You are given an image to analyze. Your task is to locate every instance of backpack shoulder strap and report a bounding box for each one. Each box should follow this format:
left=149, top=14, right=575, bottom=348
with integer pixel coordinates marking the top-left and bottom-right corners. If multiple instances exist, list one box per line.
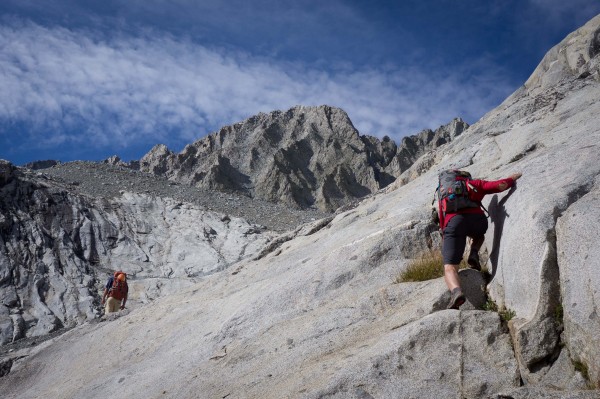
left=466, top=180, right=489, bottom=217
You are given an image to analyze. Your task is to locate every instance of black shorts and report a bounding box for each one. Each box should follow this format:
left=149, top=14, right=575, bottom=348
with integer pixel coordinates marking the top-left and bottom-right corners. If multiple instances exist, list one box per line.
left=442, top=213, right=488, bottom=265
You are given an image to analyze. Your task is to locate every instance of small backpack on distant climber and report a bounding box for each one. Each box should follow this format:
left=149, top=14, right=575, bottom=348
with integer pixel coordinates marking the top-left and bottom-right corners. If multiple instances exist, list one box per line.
left=109, top=272, right=128, bottom=301
left=436, top=169, right=481, bottom=216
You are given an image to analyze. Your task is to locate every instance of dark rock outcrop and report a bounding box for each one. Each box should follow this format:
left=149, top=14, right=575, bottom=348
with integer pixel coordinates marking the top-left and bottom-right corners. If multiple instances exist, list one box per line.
left=21, top=160, right=59, bottom=170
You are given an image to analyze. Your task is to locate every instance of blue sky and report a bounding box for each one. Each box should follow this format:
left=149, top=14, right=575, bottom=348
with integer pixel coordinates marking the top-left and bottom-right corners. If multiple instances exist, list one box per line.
left=1, top=1, right=600, bottom=165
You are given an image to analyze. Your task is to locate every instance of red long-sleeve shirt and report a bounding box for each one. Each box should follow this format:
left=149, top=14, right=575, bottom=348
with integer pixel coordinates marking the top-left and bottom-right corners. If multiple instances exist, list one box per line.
left=439, top=177, right=515, bottom=230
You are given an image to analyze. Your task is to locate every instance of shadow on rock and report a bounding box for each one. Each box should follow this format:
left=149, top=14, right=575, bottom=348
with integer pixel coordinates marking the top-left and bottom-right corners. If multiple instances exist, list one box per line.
left=488, top=185, right=517, bottom=283
left=431, top=269, right=487, bottom=312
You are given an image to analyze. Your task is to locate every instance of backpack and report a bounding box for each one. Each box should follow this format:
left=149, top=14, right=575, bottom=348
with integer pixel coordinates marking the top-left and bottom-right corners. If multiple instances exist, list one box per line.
left=436, top=169, right=481, bottom=216
left=109, top=272, right=128, bottom=301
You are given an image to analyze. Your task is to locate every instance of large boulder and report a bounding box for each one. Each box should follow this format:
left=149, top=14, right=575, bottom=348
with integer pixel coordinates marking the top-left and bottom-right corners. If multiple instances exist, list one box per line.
left=556, top=176, right=600, bottom=387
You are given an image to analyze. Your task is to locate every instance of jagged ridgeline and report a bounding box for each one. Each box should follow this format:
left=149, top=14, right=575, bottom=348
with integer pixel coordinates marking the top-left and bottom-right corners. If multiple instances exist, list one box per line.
left=139, top=105, right=468, bottom=211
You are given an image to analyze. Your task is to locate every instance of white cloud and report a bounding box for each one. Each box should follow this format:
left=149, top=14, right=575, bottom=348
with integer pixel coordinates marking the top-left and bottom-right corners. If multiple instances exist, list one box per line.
left=0, top=19, right=515, bottom=157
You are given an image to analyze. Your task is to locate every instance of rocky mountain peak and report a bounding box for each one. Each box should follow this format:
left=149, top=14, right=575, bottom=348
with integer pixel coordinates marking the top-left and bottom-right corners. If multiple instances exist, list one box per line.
left=140, top=144, right=175, bottom=175
left=139, top=105, right=468, bottom=212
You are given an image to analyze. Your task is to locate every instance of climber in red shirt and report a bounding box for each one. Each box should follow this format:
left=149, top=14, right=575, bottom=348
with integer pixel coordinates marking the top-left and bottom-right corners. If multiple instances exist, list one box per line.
left=441, top=172, right=522, bottom=309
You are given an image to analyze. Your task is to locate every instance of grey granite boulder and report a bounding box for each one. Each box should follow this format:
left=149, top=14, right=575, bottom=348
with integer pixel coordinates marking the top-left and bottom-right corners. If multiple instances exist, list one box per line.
left=494, top=387, right=600, bottom=399
left=309, top=311, right=518, bottom=399
left=556, top=175, right=600, bottom=387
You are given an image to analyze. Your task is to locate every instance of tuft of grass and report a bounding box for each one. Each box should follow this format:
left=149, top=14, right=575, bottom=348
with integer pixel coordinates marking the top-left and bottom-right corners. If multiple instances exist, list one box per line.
left=395, top=250, right=444, bottom=283
left=573, top=360, right=590, bottom=383
left=483, top=298, right=516, bottom=321
left=395, top=250, right=468, bottom=283
left=572, top=359, right=598, bottom=389
left=483, top=299, right=498, bottom=312
left=499, top=307, right=516, bottom=322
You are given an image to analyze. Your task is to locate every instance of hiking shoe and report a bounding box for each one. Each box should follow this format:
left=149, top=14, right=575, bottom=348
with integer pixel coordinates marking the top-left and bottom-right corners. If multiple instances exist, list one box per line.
left=447, top=288, right=465, bottom=310
left=467, top=250, right=481, bottom=271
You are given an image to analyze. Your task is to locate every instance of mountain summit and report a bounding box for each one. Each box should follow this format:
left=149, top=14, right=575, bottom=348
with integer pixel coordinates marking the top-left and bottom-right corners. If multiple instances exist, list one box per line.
left=139, top=105, right=468, bottom=211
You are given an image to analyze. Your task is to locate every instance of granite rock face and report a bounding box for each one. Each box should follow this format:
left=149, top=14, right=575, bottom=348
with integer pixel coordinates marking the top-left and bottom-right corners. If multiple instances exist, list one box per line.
left=0, top=174, right=523, bottom=398
left=0, top=164, right=273, bottom=345
left=396, top=14, right=600, bottom=388
left=556, top=176, right=600, bottom=386
left=139, top=105, right=468, bottom=211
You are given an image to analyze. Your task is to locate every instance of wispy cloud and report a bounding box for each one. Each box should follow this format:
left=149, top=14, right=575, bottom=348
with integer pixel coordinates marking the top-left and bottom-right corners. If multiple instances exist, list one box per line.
left=0, top=18, right=515, bottom=160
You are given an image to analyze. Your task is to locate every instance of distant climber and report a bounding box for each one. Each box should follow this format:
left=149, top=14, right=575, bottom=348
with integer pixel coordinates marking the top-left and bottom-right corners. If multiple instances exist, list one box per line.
left=436, top=170, right=522, bottom=309
left=101, top=271, right=129, bottom=313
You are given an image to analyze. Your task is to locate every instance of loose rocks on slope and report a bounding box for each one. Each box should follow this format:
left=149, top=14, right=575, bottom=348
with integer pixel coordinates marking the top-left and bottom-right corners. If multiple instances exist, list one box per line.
left=37, top=161, right=330, bottom=233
